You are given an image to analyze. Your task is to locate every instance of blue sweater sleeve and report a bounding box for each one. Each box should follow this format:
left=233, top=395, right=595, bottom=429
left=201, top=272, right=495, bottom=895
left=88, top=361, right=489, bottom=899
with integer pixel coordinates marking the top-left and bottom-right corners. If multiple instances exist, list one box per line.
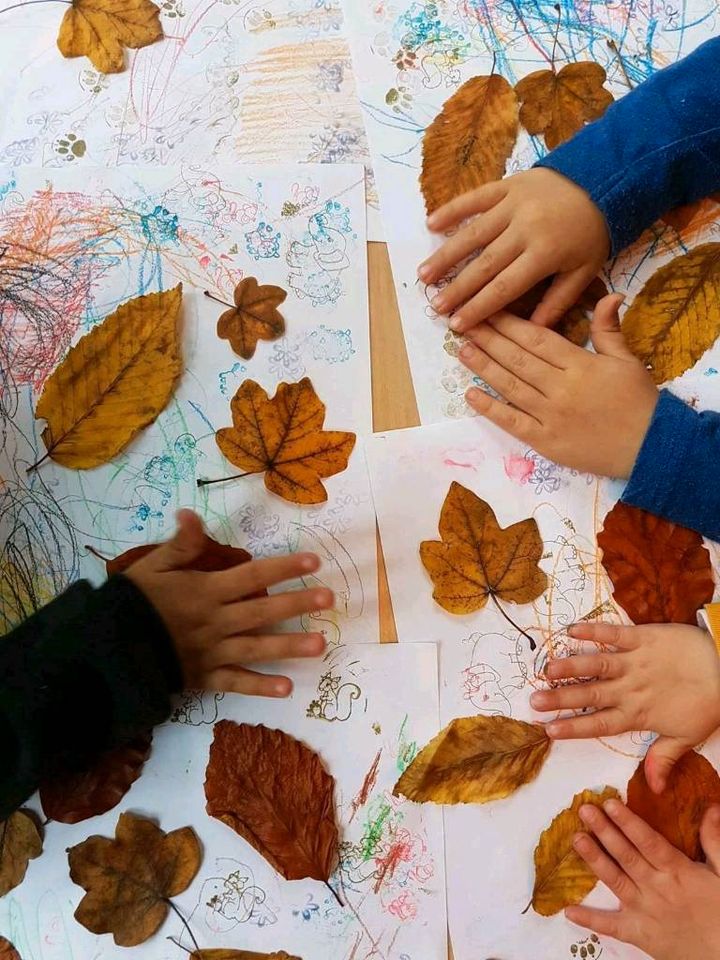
left=622, top=390, right=720, bottom=542
left=537, top=37, right=720, bottom=255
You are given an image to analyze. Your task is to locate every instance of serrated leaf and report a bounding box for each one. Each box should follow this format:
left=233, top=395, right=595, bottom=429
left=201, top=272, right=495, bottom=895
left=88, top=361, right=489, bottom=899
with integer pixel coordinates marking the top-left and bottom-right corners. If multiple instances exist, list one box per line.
left=393, top=716, right=551, bottom=804
left=33, top=285, right=183, bottom=470
left=215, top=277, right=287, bottom=360
left=0, top=811, right=42, bottom=897
left=57, top=0, right=164, bottom=74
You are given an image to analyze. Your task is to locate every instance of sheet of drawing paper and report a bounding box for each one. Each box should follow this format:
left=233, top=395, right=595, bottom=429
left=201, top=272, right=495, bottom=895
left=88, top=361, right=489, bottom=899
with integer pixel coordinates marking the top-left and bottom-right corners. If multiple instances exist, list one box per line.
left=0, top=162, right=378, bottom=647
left=342, top=0, right=720, bottom=421
left=0, top=0, right=383, bottom=238
left=0, top=641, right=447, bottom=960
left=365, top=417, right=720, bottom=960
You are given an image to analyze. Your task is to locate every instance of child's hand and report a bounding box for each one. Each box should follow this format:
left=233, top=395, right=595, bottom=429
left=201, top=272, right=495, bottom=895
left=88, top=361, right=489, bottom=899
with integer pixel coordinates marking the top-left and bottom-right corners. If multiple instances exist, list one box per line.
left=125, top=510, right=329, bottom=698
left=418, top=168, right=610, bottom=332
left=567, top=799, right=720, bottom=960
left=531, top=622, right=720, bottom=793
left=459, top=293, right=658, bottom=479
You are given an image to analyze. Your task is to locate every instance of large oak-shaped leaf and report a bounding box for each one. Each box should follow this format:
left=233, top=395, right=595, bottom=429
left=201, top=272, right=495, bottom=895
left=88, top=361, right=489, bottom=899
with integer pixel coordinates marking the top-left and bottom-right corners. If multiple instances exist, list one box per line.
left=622, top=243, right=720, bottom=383
left=0, top=811, right=42, bottom=897
left=57, top=0, right=163, bottom=74
left=68, top=812, right=201, bottom=946
left=191, top=952, right=302, bottom=959
left=515, top=62, right=613, bottom=149
left=530, top=786, right=620, bottom=916
left=627, top=752, right=720, bottom=861
left=215, top=278, right=287, bottom=360
left=509, top=276, right=609, bottom=347
left=420, top=482, right=547, bottom=614
left=213, top=378, right=355, bottom=504
left=33, top=285, right=183, bottom=471
left=393, top=716, right=551, bottom=804
left=39, top=732, right=152, bottom=824
left=0, top=938, right=20, bottom=960
left=205, top=721, right=338, bottom=888
left=420, top=75, right=519, bottom=215
left=597, top=501, right=713, bottom=624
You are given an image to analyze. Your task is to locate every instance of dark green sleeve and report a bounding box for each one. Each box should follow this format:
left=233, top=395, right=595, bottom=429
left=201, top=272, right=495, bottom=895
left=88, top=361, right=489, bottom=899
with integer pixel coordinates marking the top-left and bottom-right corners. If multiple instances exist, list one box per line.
left=0, top=576, right=182, bottom=819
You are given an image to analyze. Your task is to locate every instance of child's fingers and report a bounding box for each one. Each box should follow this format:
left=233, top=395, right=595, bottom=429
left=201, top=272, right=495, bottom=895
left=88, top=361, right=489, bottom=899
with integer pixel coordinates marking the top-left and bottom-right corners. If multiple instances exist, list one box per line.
left=215, top=552, right=320, bottom=602
left=207, top=665, right=293, bottom=698
left=544, top=653, right=623, bottom=682
left=567, top=622, right=641, bottom=650
left=603, top=798, right=681, bottom=872
left=418, top=210, right=508, bottom=283
left=530, top=679, right=620, bottom=712
left=565, top=904, right=624, bottom=941
left=530, top=267, right=597, bottom=328
left=450, top=255, right=543, bottom=331
left=434, top=235, right=522, bottom=315
left=218, top=587, right=333, bottom=635
left=426, top=181, right=507, bottom=231
left=579, top=803, right=653, bottom=886
left=209, top=631, right=324, bottom=667
left=468, top=322, right=557, bottom=391
left=485, top=312, right=577, bottom=367
left=464, top=388, right=539, bottom=445
left=459, top=342, right=544, bottom=417
left=545, top=707, right=627, bottom=740
left=571, top=829, right=639, bottom=905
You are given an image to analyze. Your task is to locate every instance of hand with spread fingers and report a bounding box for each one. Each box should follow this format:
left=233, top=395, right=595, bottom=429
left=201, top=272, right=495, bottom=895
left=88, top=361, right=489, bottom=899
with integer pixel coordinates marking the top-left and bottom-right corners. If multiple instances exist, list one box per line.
left=458, top=293, right=658, bottom=479
left=418, top=168, right=610, bottom=333
left=567, top=799, right=720, bottom=960
left=125, top=509, right=329, bottom=698
left=530, top=621, right=720, bottom=794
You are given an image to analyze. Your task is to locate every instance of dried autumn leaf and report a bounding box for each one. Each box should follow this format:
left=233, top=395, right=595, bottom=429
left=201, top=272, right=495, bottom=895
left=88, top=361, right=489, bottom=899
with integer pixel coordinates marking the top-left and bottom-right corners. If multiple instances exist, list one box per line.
left=393, top=716, right=551, bottom=804
left=420, top=75, right=519, bottom=215
left=205, top=721, right=339, bottom=894
left=212, top=378, right=355, bottom=504
left=0, top=938, right=20, bottom=960
left=661, top=193, right=720, bottom=233
left=214, top=278, right=287, bottom=360
left=33, top=285, right=183, bottom=471
left=622, top=242, right=720, bottom=383
left=509, top=276, right=609, bottom=346
left=57, top=0, right=164, bottom=74
left=68, top=812, right=201, bottom=947
left=0, top=811, right=42, bottom=897
left=39, top=732, right=152, bottom=824
left=191, top=952, right=302, bottom=960
left=597, top=501, right=713, bottom=625
left=627, top=752, right=720, bottom=861
left=420, top=481, right=547, bottom=615
left=515, top=62, right=614, bottom=149
left=102, top=535, right=253, bottom=577
left=530, top=786, right=620, bottom=916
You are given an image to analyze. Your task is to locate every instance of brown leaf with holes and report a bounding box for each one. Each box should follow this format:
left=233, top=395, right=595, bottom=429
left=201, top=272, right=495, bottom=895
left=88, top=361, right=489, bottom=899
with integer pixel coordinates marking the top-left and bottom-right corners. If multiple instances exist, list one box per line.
left=515, top=62, right=613, bottom=149
left=191, top=952, right=302, bottom=960
left=0, top=811, right=42, bottom=897
left=205, top=721, right=339, bottom=892
left=0, top=938, right=21, bottom=960
left=39, top=732, right=152, bottom=824
left=215, top=278, right=287, bottom=360
left=622, top=242, right=720, bottom=383
left=627, top=751, right=720, bottom=861
left=213, top=378, right=355, bottom=504
left=420, top=75, right=519, bottom=214
left=57, top=0, right=163, bottom=74
left=530, top=786, right=620, bottom=916
left=508, top=276, right=609, bottom=346
left=393, top=716, right=551, bottom=804
left=420, top=481, right=547, bottom=615
left=597, top=501, right=713, bottom=625
left=68, top=812, right=201, bottom=947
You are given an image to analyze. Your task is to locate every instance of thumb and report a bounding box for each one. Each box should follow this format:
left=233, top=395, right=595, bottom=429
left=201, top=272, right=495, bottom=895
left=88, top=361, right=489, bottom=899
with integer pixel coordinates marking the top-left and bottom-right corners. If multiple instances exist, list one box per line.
left=153, top=509, right=206, bottom=572
left=645, top=736, right=691, bottom=794
left=590, top=293, right=633, bottom=358
left=530, top=268, right=594, bottom=328
left=700, top=804, right=720, bottom=874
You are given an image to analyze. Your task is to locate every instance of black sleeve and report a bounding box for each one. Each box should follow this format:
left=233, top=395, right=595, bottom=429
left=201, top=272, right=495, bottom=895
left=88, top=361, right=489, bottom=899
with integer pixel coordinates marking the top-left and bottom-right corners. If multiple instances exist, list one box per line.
left=0, top=576, right=182, bottom=819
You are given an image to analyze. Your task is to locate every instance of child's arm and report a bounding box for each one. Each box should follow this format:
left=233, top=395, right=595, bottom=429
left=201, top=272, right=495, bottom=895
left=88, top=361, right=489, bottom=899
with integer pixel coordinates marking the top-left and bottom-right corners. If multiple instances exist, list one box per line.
left=0, top=510, right=329, bottom=819
left=421, top=37, right=720, bottom=330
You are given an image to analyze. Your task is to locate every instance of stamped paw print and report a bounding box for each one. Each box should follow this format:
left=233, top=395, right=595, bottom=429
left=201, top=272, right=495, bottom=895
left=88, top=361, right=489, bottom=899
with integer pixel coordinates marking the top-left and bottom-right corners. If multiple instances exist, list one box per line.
left=54, top=133, right=86, bottom=161
left=385, top=85, right=413, bottom=111
left=161, top=0, right=185, bottom=17
left=570, top=934, right=602, bottom=958
left=79, top=70, right=109, bottom=95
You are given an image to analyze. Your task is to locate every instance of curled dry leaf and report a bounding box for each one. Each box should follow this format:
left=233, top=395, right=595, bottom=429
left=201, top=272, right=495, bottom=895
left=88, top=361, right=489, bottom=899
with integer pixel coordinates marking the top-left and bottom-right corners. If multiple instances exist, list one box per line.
left=100, top=534, right=254, bottom=577
left=515, top=62, right=613, bottom=149
left=212, top=378, right=355, bottom=504
left=393, top=716, right=551, bottom=804
left=33, top=285, right=183, bottom=471
left=205, top=721, right=339, bottom=892
left=622, top=242, right=720, bottom=383
left=57, top=0, right=164, bottom=74
left=191, top=952, right=302, bottom=960
left=0, top=811, right=42, bottom=897
left=627, top=751, right=720, bottom=861
left=68, top=812, right=201, bottom=947
left=420, top=75, right=519, bottom=214
left=597, top=501, right=713, bottom=625
left=0, top=938, right=20, bottom=960
left=530, top=786, right=620, bottom=916
left=39, top=732, right=152, bottom=824
left=661, top=193, right=720, bottom=234
left=508, top=276, right=609, bottom=347
left=214, top=277, right=287, bottom=360
left=420, top=482, right=547, bottom=615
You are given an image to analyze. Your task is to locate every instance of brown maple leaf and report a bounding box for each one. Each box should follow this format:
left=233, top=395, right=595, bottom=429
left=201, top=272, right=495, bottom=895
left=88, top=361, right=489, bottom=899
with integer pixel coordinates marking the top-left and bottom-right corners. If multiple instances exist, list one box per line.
left=68, top=812, right=201, bottom=946
left=204, top=721, right=341, bottom=903
left=209, top=278, right=287, bottom=360
left=508, top=276, right=609, bottom=346
left=515, top=62, right=614, bottom=149
left=205, top=378, right=356, bottom=504
left=57, top=0, right=164, bottom=74
left=597, top=501, right=714, bottom=624
left=0, top=811, right=42, bottom=897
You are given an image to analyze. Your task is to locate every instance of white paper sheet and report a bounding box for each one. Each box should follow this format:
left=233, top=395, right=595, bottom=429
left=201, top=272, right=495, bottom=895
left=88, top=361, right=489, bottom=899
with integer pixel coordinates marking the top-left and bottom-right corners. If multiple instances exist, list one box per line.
left=0, top=162, right=378, bottom=647
left=0, top=0, right=383, bottom=239
left=365, top=417, right=720, bottom=960
left=0, top=642, right=447, bottom=960
left=342, top=0, right=720, bottom=421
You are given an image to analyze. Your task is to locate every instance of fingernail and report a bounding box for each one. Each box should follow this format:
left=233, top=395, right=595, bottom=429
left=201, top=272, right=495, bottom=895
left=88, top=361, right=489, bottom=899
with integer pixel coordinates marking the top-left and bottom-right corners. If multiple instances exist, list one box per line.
left=567, top=624, right=580, bottom=637
left=573, top=832, right=589, bottom=849
left=426, top=213, right=440, bottom=229
left=544, top=661, right=558, bottom=678
left=579, top=805, right=598, bottom=823
left=604, top=799, right=621, bottom=815
left=459, top=342, right=475, bottom=358
left=546, top=722, right=561, bottom=738
left=466, top=387, right=481, bottom=403
left=300, top=552, right=319, bottom=571
left=418, top=262, right=432, bottom=280
left=314, top=589, right=332, bottom=607
left=529, top=691, right=545, bottom=707
left=450, top=316, right=463, bottom=331
left=301, top=634, right=324, bottom=654
left=274, top=679, right=291, bottom=696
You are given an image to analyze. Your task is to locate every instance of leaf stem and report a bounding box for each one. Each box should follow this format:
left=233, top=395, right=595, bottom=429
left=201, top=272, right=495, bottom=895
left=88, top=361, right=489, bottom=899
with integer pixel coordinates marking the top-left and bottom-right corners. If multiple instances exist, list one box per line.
left=0, top=0, right=70, bottom=14
left=165, top=900, right=200, bottom=955
left=203, top=290, right=234, bottom=310
left=489, top=592, right=536, bottom=652
left=196, top=471, right=252, bottom=488
left=550, top=3, right=562, bottom=72
left=84, top=544, right=110, bottom=563
left=325, top=879, right=344, bottom=908
left=26, top=451, right=50, bottom=475
left=607, top=38, right=634, bottom=89
left=167, top=936, right=192, bottom=955
left=521, top=897, right=532, bottom=915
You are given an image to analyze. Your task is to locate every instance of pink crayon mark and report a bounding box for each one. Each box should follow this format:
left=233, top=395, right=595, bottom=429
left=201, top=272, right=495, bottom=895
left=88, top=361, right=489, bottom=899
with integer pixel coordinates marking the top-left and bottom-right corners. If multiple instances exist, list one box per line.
left=387, top=890, right=417, bottom=921
left=504, top=453, right=535, bottom=485
left=443, top=458, right=476, bottom=470
left=199, top=254, right=211, bottom=269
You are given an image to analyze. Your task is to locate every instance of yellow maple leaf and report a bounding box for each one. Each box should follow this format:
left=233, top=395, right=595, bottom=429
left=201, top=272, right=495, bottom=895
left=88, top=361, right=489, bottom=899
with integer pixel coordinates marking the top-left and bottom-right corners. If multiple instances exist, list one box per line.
left=57, top=0, right=164, bottom=75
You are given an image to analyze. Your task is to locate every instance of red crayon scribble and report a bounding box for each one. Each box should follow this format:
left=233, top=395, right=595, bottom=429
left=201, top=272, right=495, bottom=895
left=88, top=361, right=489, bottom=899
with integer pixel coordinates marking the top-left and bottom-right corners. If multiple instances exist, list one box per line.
left=504, top=453, right=535, bottom=485
left=373, top=827, right=414, bottom=893
left=349, top=748, right=382, bottom=823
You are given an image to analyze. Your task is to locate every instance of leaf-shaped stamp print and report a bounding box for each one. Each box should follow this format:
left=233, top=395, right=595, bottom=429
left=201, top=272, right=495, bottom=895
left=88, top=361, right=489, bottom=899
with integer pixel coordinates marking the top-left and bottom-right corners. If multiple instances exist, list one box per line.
left=57, top=0, right=164, bottom=74
left=208, top=278, right=287, bottom=360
